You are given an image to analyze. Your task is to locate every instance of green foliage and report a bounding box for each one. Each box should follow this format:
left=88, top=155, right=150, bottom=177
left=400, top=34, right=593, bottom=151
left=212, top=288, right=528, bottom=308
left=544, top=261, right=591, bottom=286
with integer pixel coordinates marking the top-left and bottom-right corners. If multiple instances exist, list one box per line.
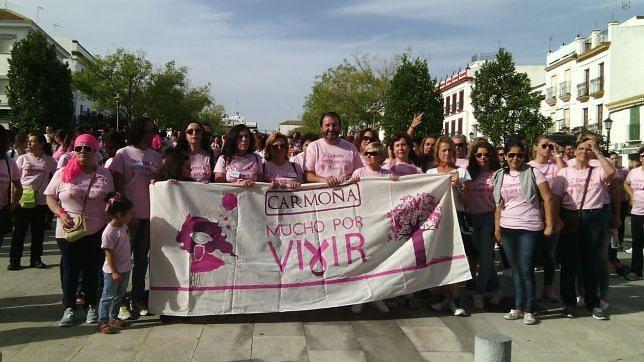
left=301, top=54, right=393, bottom=134
left=471, top=48, right=551, bottom=146
left=7, top=31, right=73, bottom=131
left=383, top=54, right=443, bottom=137
left=194, top=103, right=226, bottom=134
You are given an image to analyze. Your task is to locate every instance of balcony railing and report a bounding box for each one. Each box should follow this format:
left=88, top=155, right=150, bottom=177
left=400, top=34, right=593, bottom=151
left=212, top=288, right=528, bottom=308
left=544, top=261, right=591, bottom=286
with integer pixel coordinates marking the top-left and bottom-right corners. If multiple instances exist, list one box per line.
left=577, top=82, right=589, bottom=101
left=589, top=77, right=604, bottom=96
left=545, top=86, right=557, bottom=105
left=558, top=81, right=571, bottom=101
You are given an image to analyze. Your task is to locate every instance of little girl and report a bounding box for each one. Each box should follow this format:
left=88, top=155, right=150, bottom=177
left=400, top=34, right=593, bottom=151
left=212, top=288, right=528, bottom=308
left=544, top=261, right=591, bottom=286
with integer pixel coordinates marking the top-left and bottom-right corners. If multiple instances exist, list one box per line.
left=97, top=193, right=134, bottom=334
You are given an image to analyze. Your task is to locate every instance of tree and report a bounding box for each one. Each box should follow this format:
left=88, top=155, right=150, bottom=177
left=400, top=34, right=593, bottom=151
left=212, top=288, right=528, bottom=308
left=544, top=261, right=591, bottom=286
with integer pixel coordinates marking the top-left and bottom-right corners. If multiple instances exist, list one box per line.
left=194, top=103, right=226, bottom=134
left=301, top=54, right=394, bottom=134
left=471, top=48, right=551, bottom=145
left=383, top=54, right=443, bottom=137
left=7, top=31, right=73, bottom=131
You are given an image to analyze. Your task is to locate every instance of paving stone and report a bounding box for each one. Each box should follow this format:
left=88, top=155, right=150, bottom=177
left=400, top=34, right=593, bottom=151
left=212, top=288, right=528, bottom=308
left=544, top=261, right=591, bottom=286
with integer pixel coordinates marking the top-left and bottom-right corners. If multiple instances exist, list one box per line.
left=304, top=324, right=361, bottom=351
left=133, top=323, right=203, bottom=361
left=192, top=324, right=253, bottom=361
left=251, top=335, right=308, bottom=361
left=308, top=350, right=367, bottom=362
left=420, top=351, right=473, bottom=362
left=254, top=321, right=304, bottom=336
left=400, top=326, right=464, bottom=352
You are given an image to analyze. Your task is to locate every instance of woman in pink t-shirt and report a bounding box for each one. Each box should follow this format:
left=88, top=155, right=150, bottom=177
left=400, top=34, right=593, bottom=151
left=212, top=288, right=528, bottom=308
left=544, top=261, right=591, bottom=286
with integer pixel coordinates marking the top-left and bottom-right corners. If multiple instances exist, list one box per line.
left=466, top=140, right=502, bottom=309
left=0, top=125, right=22, bottom=248
left=623, top=146, right=644, bottom=281
left=8, top=133, right=57, bottom=270
left=383, top=133, right=422, bottom=176
left=262, top=132, right=303, bottom=189
left=350, top=142, right=397, bottom=181
left=493, top=141, right=554, bottom=325
left=176, top=122, right=215, bottom=183
left=214, top=124, right=262, bottom=186
left=557, top=136, right=615, bottom=320
left=45, top=134, right=114, bottom=327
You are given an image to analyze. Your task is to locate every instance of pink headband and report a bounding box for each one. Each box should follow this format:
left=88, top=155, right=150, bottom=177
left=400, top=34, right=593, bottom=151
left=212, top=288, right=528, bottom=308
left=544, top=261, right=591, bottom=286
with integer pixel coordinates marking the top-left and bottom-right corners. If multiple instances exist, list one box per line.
left=61, top=134, right=100, bottom=183
left=74, top=134, right=100, bottom=151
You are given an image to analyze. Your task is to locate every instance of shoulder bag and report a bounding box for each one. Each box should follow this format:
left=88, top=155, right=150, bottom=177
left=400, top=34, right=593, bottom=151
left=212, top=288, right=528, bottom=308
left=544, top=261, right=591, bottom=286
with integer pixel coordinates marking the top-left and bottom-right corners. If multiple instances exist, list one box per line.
left=63, top=172, right=96, bottom=242
left=560, top=167, right=593, bottom=235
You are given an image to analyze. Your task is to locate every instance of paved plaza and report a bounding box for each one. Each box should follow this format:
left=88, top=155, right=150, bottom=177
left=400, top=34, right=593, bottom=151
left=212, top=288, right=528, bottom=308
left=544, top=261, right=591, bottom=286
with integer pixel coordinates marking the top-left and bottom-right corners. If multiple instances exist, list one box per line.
left=1, top=232, right=643, bottom=362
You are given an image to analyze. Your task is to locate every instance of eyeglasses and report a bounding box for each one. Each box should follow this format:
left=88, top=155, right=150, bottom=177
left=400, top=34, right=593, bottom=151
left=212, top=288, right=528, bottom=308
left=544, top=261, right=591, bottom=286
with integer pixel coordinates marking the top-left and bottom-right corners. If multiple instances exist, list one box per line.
left=454, top=143, right=465, bottom=148
left=185, top=128, right=203, bottom=136
left=362, top=136, right=374, bottom=142
left=497, top=152, right=505, bottom=156
left=271, top=143, right=287, bottom=150
left=540, top=144, right=554, bottom=150
left=364, top=151, right=378, bottom=157
left=74, top=145, right=93, bottom=154
left=476, top=152, right=490, bottom=159
left=507, top=152, right=524, bottom=159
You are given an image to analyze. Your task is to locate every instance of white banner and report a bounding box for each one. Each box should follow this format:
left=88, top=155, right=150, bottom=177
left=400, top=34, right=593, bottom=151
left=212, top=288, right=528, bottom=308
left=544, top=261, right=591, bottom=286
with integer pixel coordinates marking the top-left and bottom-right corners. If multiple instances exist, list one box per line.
left=149, top=174, right=471, bottom=316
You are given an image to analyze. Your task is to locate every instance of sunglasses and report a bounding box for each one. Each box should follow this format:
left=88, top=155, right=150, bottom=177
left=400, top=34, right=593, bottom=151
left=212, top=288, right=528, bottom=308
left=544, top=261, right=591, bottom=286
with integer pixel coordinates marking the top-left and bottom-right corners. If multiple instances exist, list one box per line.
left=507, top=152, right=524, bottom=159
left=364, top=151, right=378, bottom=157
left=540, top=144, right=554, bottom=150
left=271, top=143, right=287, bottom=150
left=362, top=136, right=374, bottom=142
left=497, top=152, right=505, bottom=156
left=185, top=128, right=203, bottom=135
left=640, top=153, right=644, bottom=158
left=454, top=143, right=465, bottom=148
left=476, top=152, right=490, bottom=159
left=74, top=145, right=93, bottom=154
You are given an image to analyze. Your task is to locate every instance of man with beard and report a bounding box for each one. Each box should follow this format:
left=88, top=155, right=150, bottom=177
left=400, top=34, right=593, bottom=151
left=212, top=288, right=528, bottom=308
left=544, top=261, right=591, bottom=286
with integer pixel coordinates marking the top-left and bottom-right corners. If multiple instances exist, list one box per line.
left=305, top=112, right=363, bottom=187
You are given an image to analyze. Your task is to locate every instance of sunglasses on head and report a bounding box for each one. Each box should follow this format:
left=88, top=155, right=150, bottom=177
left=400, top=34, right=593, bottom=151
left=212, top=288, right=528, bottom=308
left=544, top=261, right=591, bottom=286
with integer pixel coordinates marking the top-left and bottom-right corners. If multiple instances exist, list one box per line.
left=271, top=143, right=287, bottom=150
left=364, top=151, right=378, bottom=157
left=540, top=143, right=554, bottom=150
left=185, top=128, right=202, bottom=135
left=74, top=145, right=93, bottom=154
left=507, top=152, right=524, bottom=159
left=476, top=152, right=490, bottom=159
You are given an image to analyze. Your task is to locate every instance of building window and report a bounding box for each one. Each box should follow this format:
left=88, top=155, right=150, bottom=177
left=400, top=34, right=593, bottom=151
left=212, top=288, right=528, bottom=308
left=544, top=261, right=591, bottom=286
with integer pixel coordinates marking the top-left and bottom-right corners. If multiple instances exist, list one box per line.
left=452, top=94, right=457, bottom=113
left=0, top=34, right=16, bottom=53
left=444, top=122, right=449, bottom=135
left=563, top=108, right=570, bottom=128
left=457, top=118, right=463, bottom=134
left=445, top=97, right=450, bottom=115
left=450, top=120, right=456, bottom=136
left=583, top=108, right=588, bottom=127
left=597, top=104, right=603, bottom=130
left=458, top=90, right=464, bottom=111
left=630, top=107, right=640, bottom=141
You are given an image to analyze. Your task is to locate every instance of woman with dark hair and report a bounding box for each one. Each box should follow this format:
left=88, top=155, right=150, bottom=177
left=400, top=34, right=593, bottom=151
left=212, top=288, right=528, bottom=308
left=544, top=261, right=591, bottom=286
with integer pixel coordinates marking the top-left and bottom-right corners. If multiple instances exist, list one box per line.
left=0, top=125, right=22, bottom=250
left=101, top=131, right=125, bottom=169
left=53, top=129, right=69, bottom=161
left=45, top=134, right=114, bottom=327
left=57, top=127, right=103, bottom=169
left=262, top=132, right=303, bottom=189
left=383, top=132, right=421, bottom=176
left=427, top=136, right=471, bottom=317
left=466, top=141, right=503, bottom=309
left=419, top=134, right=438, bottom=172
left=108, top=117, right=162, bottom=317
left=8, top=133, right=57, bottom=270
left=157, top=150, right=193, bottom=183
left=214, top=124, right=262, bottom=187
left=290, top=133, right=317, bottom=171
left=493, top=141, right=554, bottom=325
left=175, top=122, right=214, bottom=183
left=353, top=128, right=380, bottom=164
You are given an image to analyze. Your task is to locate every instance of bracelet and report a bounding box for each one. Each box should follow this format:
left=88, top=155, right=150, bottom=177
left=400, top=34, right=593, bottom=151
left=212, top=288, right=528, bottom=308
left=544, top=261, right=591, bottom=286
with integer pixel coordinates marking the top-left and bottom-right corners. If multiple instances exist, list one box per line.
left=55, top=209, right=67, bottom=218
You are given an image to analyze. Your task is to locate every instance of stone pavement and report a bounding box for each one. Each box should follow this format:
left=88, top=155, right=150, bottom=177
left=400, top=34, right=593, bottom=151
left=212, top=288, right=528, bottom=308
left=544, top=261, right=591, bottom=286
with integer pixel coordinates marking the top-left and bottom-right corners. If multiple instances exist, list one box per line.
left=1, top=232, right=643, bottom=362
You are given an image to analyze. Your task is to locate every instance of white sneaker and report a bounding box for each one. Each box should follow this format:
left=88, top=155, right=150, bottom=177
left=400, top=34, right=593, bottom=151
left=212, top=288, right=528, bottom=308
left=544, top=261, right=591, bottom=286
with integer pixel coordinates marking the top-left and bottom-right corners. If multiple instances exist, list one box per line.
left=625, top=272, right=641, bottom=281
left=450, top=302, right=467, bottom=317
left=504, top=309, right=523, bottom=320
left=350, top=304, right=364, bottom=314
left=489, top=291, right=503, bottom=305
left=118, top=305, right=131, bottom=320
left=473, top=295, right=485, bottom=309
left=592, top=307, right=608, bottom=320
left=600, top=299, right=609, bottom=311
left=85, top=305, right=97, bottom=324
left=430, top=297, right=450, bottom=311
left=576, top=296, right=585, bottom=308
left=373, top=300, right=390, bottom=313
left=59, top=308, right=75, bottom=327
left=523, top=313, right=537, bottom=325
left=625, top=247, right=632, bottom=254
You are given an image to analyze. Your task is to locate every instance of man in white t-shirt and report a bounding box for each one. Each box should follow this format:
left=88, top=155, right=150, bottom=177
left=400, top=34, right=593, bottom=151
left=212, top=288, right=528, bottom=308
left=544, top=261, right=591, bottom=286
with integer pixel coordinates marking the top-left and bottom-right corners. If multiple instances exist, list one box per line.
left=452, top=134, right=469, bottom=168
left=304, top=112, right=363, bottom=187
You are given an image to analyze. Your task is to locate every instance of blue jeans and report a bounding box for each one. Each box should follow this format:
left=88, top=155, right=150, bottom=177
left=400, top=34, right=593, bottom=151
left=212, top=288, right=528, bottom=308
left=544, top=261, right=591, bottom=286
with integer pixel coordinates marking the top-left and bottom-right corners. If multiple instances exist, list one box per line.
left=501, top=228, right=541, bottom=313
left=471, top=212, right=500, bottom=295
left=131, top=219, right=150, bottom=302
left=98, top=271, right=130, bottom=323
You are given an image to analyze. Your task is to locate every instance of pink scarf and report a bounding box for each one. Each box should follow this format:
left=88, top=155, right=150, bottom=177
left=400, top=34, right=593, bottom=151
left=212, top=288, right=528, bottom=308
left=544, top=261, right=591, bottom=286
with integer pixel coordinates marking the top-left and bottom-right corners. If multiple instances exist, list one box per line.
left=61, top=134, right=100, bottom=183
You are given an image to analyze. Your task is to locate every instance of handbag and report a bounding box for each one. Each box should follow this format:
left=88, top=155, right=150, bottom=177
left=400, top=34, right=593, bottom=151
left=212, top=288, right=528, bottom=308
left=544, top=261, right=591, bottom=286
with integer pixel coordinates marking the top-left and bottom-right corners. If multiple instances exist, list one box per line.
left=19, top=159, right=48, bottom=209
left=63, top=173, right=96, bottom=242
left=0, top=158, right=13, bottom=235
left=560, top=167, right=593, bottom=235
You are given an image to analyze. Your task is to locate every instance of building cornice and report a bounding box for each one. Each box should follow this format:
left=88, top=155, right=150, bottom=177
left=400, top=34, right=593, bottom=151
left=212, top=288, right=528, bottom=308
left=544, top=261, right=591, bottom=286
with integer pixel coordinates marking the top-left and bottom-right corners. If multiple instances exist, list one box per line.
left=576, top=42, right=610, bottom=62
left=606, top=93, right=644, bottom=112
left=545, top=54, right=577, bottom=72
left=439, top=76, right=473, bottom=92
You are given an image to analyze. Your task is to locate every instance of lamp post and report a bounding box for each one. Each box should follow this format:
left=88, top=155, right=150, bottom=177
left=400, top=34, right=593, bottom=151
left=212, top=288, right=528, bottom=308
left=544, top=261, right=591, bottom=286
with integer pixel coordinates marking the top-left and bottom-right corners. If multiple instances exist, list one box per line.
left=469, top=131, right=475, bottom=140
left=114, top=93, right=120, bottom=130
left=604, top=116, right=613, bottom=147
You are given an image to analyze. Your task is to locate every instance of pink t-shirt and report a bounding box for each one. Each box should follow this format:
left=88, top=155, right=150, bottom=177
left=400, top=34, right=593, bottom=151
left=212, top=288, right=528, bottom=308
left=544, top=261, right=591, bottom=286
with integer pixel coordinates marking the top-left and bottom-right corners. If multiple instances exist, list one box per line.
left=101, top=223, right=132, bottom=273
left=567, top=158, right=609, bottom=204
left=626, top=167, right=644, bottom=215
left=382, top=159, right=421, bottom=176
left=262, top=160, right=303, bottom=184
left=213, top=153, right=262, bottom=183
left=289, top=152, right=305, bottom=171
left=352, top=166, right=393, bottom=178
left=108, top=146, right=162, bottom=219
left=558, top=166, right=606, bottom=211
left=0, top=158, right=20, bottom=209
left=304, top=139, right=363, bottom=178
left=499, top=169, right=547, bottom=231
left=468, top=171, right=495, bottom=214
left=16, top=154, right=57, bottom=205
left=189, top=152, right=212, bottom=182
left=44, top=168, right=114, bottom=239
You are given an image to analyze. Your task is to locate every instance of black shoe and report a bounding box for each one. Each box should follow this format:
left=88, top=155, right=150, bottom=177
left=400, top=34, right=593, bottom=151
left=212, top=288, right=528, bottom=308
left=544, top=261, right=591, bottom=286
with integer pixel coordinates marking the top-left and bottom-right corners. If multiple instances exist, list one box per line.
left=562, top=306, right=576, bottom=318
left=30, top=261, right=47, bottom=269
left=7, top=264, right=21, bottom=271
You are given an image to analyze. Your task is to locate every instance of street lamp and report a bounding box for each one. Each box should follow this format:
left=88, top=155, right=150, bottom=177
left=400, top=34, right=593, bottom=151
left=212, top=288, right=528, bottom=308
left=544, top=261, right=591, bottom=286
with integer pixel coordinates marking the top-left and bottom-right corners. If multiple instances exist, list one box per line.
left=469, top=131, right=475, bottom=140
left=114, top=93, right=120, bottom=130
left=604, top=116, right=613, bottom=147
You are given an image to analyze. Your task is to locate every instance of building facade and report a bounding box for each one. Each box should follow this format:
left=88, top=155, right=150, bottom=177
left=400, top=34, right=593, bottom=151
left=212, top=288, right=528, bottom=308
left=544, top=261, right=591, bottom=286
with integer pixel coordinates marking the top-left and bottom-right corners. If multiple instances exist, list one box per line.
left=439, top=53, right=545, bottom=139
left=278, top=119, right=304, bottom=135
left=541, top=16, right=644, bottom=155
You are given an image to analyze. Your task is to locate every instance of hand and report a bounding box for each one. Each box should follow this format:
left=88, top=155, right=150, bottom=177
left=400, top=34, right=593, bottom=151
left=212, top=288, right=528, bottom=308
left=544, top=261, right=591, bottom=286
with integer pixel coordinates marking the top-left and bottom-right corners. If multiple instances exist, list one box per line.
left=494, top=228, right=502, bottom=244
left=59, top=213, right=75, bottom=229
left=389, top=174, right=399, bottom=181
left=200, top=180, right=210, bottom=184
left=349, top=175, right=360, bottom=183
left=449, top=171, right=459, bottom=187
left=288, top=181, right=300, bottom=190
left=551, top=142, right=562, bottom=156
left=168, top=179, right=178, bottom=184
left=112, top=271, right=121, bottom=281
left=410, top=113, right=423, bottom=129
left=150, top=179, right=157, bottom=185
left=589, top=141, right=601, bottom=155
left=237, top=179, right=254, bottom=187
left=269, top=181, right=280, bottom=190
left=325, top=176, right=340, bottom=187
left=544, top=225, right=553, bottom=237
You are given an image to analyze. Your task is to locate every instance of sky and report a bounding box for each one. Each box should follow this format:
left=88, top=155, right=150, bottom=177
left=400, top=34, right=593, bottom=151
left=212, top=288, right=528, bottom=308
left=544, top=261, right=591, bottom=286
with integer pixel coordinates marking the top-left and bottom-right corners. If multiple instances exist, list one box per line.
left=10, top=0, right=644, bottom=131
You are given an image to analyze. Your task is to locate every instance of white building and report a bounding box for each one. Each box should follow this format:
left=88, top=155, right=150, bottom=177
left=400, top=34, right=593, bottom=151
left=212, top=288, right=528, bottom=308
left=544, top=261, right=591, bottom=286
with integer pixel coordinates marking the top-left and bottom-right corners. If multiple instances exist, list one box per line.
left=0, top=9, right=95, bottom=127
left=541, top=16, right=644, bottom=155
left=221, top=112, right=258, bottom=131
left=439, top=53, right=545, bottom=139
left=278, top=119, right=304, bottom=135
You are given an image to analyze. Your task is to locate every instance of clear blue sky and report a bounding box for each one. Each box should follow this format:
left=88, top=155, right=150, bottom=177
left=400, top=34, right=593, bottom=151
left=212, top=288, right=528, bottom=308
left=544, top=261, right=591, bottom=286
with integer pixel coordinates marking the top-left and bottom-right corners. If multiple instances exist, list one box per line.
left=17, top=0, right=644, bottom=130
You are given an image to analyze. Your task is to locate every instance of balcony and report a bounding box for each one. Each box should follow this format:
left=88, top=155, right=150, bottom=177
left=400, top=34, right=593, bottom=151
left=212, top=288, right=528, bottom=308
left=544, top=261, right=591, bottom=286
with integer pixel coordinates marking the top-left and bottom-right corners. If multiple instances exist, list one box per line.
left=558, top=81, right=571, bottom=102
left=576, top=82, right=589, bottom=102
left=586, top=122, right=599, bottom=133
left=589, top=77, right=604, bottom=98
left=545, top=86, right=557, bottom=106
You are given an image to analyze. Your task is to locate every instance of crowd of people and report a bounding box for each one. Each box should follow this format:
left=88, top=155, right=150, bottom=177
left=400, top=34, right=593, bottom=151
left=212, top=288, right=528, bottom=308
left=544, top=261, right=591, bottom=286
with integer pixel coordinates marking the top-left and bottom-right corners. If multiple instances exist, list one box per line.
left=0, top=110, right=641, bottom=333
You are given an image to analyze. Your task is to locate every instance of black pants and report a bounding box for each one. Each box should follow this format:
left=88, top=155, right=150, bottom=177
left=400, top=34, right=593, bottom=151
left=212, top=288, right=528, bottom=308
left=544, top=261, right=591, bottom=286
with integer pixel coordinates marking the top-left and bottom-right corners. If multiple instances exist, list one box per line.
left=631, top=214, right=644, bottom=277
left=609, top=201, right=629, bottom=263
left=57, top=231, right=102, bottom=310
left=10, top=205, right=48, bottom=265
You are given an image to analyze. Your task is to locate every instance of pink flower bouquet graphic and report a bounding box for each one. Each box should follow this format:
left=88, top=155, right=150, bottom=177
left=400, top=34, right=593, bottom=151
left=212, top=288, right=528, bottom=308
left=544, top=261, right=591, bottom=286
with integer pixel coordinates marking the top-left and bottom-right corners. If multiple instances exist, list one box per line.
left=387, top=192, right=441, bottom=266
left=176, top=193, right=238, bottom=273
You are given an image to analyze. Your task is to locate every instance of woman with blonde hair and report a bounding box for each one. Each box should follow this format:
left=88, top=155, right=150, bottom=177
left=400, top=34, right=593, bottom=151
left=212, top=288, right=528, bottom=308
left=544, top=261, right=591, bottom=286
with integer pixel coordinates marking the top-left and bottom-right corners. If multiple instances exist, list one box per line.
left=262, top=132, right=303, bottom=189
